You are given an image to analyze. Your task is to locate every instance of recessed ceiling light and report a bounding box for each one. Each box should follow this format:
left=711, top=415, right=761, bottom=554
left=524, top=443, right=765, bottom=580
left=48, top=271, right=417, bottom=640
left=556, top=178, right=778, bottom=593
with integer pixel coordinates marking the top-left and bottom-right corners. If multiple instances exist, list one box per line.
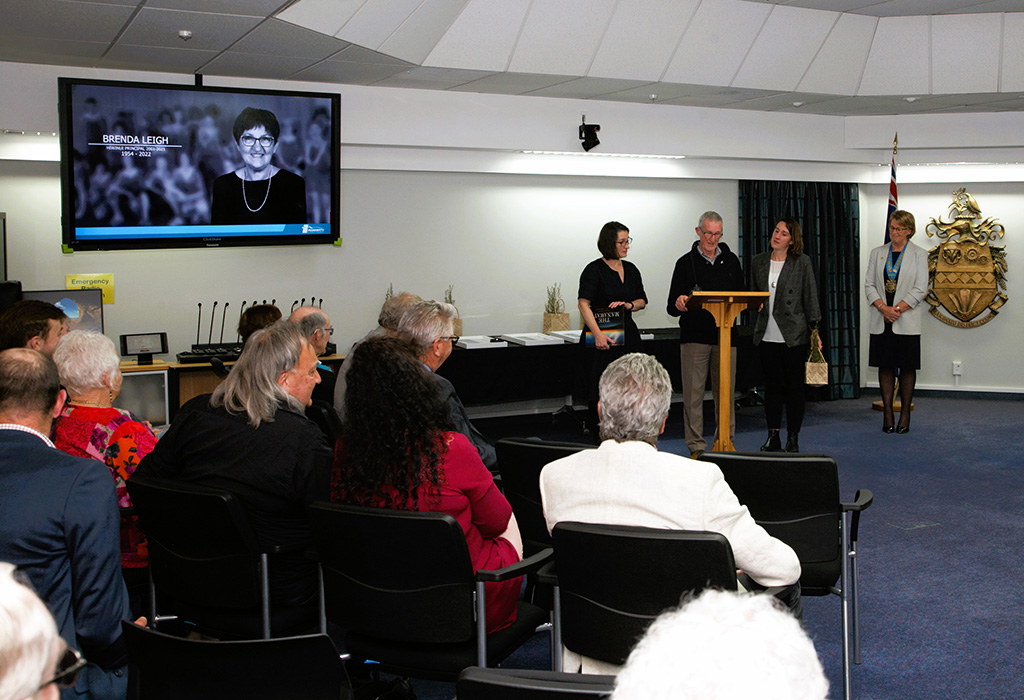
left=792, top=101, right=804, bottom=107
left=905, top=97, right=918, bottom=103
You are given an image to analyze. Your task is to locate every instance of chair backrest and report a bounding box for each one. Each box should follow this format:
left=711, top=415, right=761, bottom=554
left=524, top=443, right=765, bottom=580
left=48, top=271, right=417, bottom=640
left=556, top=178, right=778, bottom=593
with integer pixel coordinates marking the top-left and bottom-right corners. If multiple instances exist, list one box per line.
left=122, top=622, right=350, bottom=700
left=495, top=438, right=593, bottom=554
left=307, top=502, right=477, bottom=644
left=701, top=452, right=842, bottom=593
left=126, top=475, right=263, bottom=610
left=552, top=522, right=737, bottom=667
left=457, top=667, right=615, bottom=699
left=306, top=399, right=342, bottom=442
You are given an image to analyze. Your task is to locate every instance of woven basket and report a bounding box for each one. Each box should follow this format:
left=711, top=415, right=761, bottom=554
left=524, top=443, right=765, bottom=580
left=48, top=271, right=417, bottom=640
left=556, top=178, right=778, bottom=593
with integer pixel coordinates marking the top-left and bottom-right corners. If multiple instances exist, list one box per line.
left=805, top=328, right=828, bottom=386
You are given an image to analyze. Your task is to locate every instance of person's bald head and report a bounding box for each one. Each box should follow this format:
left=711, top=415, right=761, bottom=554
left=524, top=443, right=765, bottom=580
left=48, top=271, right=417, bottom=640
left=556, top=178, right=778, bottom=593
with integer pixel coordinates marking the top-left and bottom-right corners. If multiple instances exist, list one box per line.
left=288, top=306, right=332, bottom=356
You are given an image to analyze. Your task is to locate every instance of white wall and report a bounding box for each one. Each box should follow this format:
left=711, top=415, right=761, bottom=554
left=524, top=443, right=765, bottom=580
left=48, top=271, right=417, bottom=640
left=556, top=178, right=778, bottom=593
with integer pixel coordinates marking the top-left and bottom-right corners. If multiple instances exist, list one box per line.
left=0, top=60, right=1020, bottom=393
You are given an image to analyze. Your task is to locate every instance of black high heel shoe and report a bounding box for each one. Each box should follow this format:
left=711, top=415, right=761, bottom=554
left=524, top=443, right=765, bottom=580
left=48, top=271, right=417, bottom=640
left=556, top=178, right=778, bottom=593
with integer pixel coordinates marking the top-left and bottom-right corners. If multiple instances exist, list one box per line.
left=896, top=424, right=910, bottom=434
left=883, top=412, right=895, bottom=433
left=883, top=424, right=896, bottom=434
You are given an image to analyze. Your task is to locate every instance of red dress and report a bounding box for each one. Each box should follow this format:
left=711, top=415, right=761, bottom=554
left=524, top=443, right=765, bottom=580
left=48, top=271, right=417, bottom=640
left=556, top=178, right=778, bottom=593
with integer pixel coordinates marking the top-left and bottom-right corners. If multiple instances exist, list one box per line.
left=52, top=405, right=158, bottom=567
left=333, top=431, right=522, bottom=633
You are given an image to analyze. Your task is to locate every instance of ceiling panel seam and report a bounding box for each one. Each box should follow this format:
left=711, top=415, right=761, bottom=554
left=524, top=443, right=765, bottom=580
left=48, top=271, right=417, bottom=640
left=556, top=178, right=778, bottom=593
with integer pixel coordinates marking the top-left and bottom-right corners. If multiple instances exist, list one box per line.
left=730, top=1, right=774, bottom=87
left=100, top=2, right=149, bottom=62
left=504, top=0, right=536, bottom=72
left=657, top=0, right=702, bottom=83
left=584, top=0, right=622, bottom=76
left=852, top=14, right=879, bottom=97
left=997, top=12, right=1005, bottom=92
left=794, top=11, right=839, bottom=92
left=928, top=15, right=933, bottom=96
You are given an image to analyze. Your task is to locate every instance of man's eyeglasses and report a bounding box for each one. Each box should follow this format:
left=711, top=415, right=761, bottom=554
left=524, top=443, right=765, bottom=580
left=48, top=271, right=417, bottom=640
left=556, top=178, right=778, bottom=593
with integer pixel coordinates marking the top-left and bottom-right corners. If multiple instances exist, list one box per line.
left=39, top=647, right=87, bottom=691
left=616, top=237, right=633, bottom=246
left=239, top=134, right=276, bottom=149
left=438, top=335, right=460, bottom=346
left=316, top=327, right=335, bottom=337
left=699, top=229, right=723, bottom=238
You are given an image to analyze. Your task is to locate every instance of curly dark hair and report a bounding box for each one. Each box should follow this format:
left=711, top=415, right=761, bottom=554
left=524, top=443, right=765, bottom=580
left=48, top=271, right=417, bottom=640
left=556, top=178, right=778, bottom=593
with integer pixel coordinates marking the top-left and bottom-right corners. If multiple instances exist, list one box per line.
left=332, top=335, right=453, bottom=510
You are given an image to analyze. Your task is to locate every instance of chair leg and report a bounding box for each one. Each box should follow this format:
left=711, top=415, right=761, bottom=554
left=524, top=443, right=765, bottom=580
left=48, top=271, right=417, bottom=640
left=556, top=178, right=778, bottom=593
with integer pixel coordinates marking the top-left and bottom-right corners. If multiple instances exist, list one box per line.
left=551, top=585, right=563, bottom=672
left=475, top=581, right=488, bottom=667
left=317, top=564, right=327, bottom=635
left=259, top=553, right=271, bottom=640
left=850, top=538, right=862, bottom=665
left=840, top=511, right=853, bottom=700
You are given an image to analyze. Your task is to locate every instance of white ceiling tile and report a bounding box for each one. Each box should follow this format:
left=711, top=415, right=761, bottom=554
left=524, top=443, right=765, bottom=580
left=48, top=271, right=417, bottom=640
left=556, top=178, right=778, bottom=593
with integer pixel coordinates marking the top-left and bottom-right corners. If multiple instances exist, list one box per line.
left=588, top=0, right=700, bottom=81
left=659, top=86, right=776, bottom=107
left=424, top=0, right=530, bottom=72
left=858, top=16, right=930, bottom=95
left=3, top=0, right=134, bottom=42
left=663, top=0, right=772, bottom=86
left=524, top=77, right=654, bottom=99
left=278, top=0, right=367, bottom=37
left=146, top=0, right=286, bottom=15
left=734, top=5, right=839, bottom=91
left=598, top=82, right=720, bottom=103
left=378, top=0, right=471, bottom=64
left=200, top=52, right=324, bottom=80
left=290, top=59, right=412, bottom=85
left=119, top=8, right=261, bottom=51
left=336, top=0, right=421, bottom=49
left=1001, top=13, right=1024, bottom=90
left=932, top=14, right=1001, bottom=94
left=508, top=0, right=618, bottom=76
left=723, top=90, right=844, bottom=112
left=965, top=0, right=1024, bottom=11
left=230, top=19, right=350, bottom=60
left=865, top=0, right=1000, bottom=16
left=448, top=72, right=576, bottom=95
left=798, top=13, right=877, bottom=95
left=372, top=66, right=494, bottom=89
left=0, top=37, right=109, bottom=66
left=98, top=44, right=218, bottom=73
left=334, top=45, right=412, bottom=65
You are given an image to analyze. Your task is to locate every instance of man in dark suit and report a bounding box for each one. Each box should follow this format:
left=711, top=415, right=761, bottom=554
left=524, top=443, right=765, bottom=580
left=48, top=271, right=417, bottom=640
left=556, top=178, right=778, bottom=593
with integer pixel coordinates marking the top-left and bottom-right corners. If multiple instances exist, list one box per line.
left=0, top=348, right=132, bottom=700
left=397, top=299, right=497, bottom=471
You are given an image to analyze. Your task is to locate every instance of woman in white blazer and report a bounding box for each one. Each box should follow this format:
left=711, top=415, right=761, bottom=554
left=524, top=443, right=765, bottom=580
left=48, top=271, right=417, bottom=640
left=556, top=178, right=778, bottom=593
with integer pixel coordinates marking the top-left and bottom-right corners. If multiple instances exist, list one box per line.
left=864, top=210, right=929, bottom=433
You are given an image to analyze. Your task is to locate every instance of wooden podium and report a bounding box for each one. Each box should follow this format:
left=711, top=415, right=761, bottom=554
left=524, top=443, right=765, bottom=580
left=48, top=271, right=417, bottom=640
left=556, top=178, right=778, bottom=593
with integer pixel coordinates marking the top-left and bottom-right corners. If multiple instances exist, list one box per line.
left=688, top=291, right=769, bottom=451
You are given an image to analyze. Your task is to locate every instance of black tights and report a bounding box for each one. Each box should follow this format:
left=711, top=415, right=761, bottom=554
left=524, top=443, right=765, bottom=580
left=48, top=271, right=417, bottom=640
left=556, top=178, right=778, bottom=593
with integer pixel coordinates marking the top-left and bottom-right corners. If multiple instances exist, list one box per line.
left=878, top=368, right=916, bottom=429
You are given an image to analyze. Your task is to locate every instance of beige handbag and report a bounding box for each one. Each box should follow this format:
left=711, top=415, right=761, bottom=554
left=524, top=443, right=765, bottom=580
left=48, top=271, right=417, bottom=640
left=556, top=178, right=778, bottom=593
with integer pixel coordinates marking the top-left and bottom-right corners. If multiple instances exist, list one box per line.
left=805, top=328, right=828, bottom=386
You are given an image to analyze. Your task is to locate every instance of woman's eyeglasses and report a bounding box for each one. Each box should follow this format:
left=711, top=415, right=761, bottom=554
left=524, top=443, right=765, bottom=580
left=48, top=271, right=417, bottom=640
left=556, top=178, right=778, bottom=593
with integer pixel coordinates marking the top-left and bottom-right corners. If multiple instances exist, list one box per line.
left=239, top=135, right=276, bottom=149
left=616, top=237, right=633, bottom=246
left=38, top=647, right=87, bottom=691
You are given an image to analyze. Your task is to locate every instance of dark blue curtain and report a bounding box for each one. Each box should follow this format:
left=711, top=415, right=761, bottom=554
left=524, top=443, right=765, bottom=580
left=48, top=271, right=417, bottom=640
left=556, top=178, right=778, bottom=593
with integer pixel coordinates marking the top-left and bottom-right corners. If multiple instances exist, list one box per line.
left=738, top=181, right=860, bottom=399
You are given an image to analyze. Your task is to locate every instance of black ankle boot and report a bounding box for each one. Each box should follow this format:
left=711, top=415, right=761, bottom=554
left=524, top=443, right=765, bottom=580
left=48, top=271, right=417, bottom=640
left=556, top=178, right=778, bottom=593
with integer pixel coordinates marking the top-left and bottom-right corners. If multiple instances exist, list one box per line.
left=760, top=430, right=782, bottom=452
left=785, top=433, right=799, bottom=452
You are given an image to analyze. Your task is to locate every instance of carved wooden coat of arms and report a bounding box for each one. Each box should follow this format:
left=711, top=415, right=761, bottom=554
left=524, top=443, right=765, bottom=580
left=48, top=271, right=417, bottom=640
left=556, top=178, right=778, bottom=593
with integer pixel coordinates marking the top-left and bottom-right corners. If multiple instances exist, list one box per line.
left=924, top=189, right=1008, bottom=328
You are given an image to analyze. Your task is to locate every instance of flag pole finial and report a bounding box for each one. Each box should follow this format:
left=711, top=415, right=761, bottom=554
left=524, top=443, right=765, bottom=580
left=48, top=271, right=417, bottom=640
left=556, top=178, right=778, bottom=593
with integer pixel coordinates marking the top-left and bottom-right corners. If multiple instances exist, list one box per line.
left=893, top=132, right=898, bottom=155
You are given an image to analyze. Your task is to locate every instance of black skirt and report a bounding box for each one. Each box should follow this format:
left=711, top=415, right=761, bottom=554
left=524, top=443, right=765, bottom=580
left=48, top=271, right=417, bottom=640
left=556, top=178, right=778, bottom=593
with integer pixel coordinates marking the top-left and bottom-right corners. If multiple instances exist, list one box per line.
left=868, top=326, right=921, bottom=370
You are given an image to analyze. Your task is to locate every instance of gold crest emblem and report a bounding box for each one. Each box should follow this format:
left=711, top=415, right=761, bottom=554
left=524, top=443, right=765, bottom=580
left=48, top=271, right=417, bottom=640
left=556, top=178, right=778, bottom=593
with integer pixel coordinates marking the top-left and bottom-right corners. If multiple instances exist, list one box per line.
left=924, top=189, right=1007, bottom=328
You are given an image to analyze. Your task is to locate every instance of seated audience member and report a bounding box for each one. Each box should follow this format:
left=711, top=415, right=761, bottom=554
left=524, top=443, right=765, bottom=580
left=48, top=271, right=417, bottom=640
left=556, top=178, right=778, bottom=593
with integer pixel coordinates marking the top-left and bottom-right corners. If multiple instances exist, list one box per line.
left=287, top=306, right=335, bottom=406
left=540, top=352, right=800, bottom=674
left=331, top=335, right=523, bottom=633
left=0, top=561, right=83, bottom=700
left=135, top=321, right=332, bottom=607
left=333, top=291, right=421, bottom=418
left=611, top=589, right=828, bottom=700
left=0, top=300, right=69, bottom=356
left=396, top=300, right=497, bottom=470
left=52, top=331, right=157, bottom=570
left=0, top=349, right=132, bottom=700
left=237, top=303, right=282, bottom=345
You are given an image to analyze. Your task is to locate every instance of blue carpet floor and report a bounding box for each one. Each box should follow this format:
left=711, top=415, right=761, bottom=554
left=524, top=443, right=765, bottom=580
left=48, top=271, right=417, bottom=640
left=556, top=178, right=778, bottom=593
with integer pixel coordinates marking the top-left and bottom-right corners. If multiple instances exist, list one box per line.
left=409, top=394, right=1023, bottom=699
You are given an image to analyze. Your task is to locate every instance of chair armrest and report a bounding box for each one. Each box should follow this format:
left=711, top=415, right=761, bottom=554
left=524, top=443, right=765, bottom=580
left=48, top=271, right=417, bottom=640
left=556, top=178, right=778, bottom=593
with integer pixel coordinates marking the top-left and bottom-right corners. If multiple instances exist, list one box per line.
left=536, top=559, right=558, bottom=587
left=843, top=489, right=873, bottom=544
left=265, top=541, right=310, bottom=555
left=476, top=548, right=553, bottom=583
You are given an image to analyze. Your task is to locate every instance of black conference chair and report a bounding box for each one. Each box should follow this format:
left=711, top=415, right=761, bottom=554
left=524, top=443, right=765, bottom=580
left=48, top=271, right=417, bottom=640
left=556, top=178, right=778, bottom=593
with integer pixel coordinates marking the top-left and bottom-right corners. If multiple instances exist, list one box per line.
left=126, top=475, right=319, bottom=640
left=306, top=399, right=342, bottom=442
left=701, top=452, right=873, bottom=700
left=307, top=502, right=553, bottom=682
left=457, top=666, right=615, bottom=700
left=494, top=438, right=593, bottom=555
left=550, top=522, right=737, bottom=670
left=122, top=621, right=350, bottom=700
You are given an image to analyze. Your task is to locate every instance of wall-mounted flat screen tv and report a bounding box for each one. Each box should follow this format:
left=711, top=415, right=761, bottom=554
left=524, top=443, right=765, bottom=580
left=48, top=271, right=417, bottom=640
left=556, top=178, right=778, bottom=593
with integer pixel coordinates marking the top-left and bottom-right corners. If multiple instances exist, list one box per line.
left=58, top=77, right=339, bottom=250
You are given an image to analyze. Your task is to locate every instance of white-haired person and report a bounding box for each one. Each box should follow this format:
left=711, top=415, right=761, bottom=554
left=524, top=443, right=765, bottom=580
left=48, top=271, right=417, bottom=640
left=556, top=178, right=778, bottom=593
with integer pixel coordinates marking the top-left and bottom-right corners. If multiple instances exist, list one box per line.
left=51, top=330, right=157, bottom=570
left=396, top=299, right=496, bottom=470
left=540, top=352, right=801, bottom=674
left=135, top=321, right=332, bottom=608
left=611, top=589, right=828, bottom=700
left=0, top=561, right=85, bottom=700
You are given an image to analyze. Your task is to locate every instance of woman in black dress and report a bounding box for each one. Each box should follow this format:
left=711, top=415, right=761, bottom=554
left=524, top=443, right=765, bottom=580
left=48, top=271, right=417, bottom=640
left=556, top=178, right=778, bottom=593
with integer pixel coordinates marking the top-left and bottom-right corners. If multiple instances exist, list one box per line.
left=577, top=221, right=648, bottom=436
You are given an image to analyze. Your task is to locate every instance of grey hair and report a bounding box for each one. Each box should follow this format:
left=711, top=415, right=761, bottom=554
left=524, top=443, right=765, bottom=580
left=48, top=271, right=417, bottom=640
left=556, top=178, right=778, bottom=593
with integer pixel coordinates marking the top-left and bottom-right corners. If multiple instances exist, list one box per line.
left=293, top=310, right=328, bottom=343
left=612, top=589, right=828, bottom=700
left=211, top=321, right=307, bottom=427
left=395, top=300, right=456, bottom=357
left=0, top=562, right=63, bottom=700
left=52, top=330, right=121, bottom=396
left=697, top=210, right=723, bottom=228
left=598, top=353, right=671, bottom=444
left=378, top=292, right=423, bottom=331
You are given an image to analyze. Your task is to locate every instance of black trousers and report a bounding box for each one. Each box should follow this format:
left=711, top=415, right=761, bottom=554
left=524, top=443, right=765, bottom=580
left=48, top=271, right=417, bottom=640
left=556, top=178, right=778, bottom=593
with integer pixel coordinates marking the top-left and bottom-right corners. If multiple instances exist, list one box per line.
left=757, top=341, right=809, bottom=434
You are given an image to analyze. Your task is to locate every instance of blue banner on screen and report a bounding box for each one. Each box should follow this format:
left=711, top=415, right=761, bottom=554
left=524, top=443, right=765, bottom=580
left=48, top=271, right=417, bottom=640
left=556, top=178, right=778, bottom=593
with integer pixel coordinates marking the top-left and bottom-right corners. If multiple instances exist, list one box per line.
left=58, top=77, right=340, bottom=251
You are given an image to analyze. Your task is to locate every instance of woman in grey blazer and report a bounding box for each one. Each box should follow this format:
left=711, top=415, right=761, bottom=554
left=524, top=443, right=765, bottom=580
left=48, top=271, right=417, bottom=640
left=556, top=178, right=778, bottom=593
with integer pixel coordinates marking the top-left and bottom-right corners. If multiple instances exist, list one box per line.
left=751, top=217, right=821, bottom=453
left=864, top=210, right=929, bottom=433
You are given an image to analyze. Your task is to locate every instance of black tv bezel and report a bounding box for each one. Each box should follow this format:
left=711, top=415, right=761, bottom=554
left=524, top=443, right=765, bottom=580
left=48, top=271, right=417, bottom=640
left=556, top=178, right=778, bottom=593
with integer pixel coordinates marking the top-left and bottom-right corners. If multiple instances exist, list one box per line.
left=58, top=77, right=341, bottom=251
